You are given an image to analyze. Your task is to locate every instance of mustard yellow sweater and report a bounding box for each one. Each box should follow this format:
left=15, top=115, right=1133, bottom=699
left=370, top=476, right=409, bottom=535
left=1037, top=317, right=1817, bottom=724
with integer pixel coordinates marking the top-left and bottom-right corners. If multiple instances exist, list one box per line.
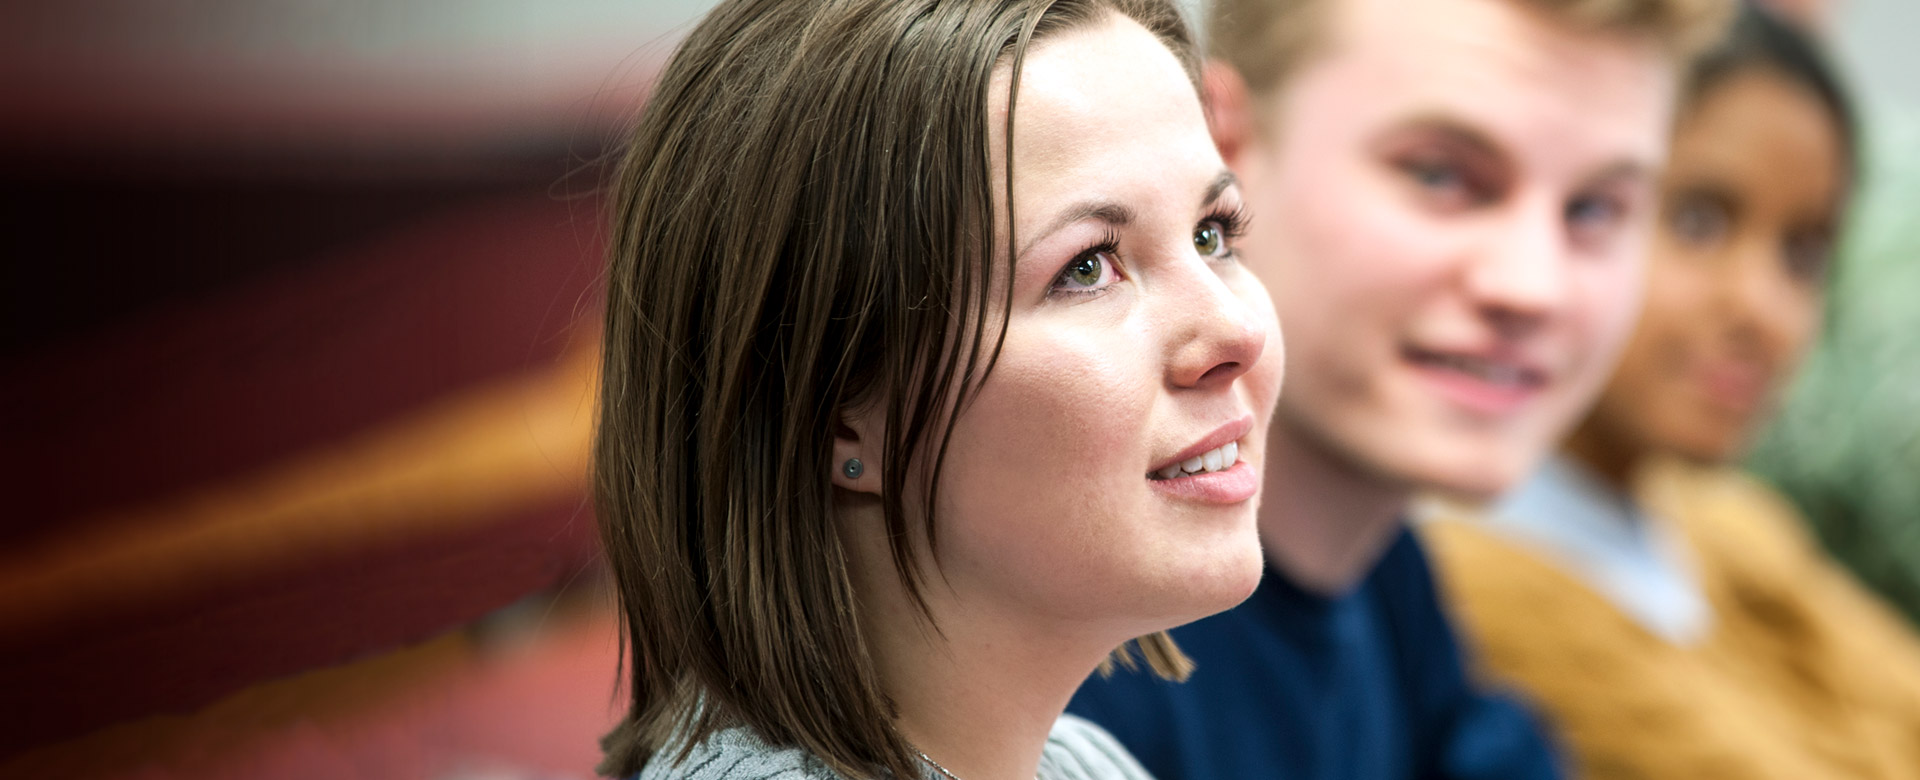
left=1422, top=457, right=1920, bottom=779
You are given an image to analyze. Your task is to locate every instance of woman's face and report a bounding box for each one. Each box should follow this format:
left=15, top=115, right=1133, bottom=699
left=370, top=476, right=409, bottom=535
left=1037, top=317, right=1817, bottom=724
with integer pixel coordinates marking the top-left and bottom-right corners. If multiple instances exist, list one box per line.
left=914, top=15, right=1283, bottom=638
left=1580, top=69, right=1845, bottom=463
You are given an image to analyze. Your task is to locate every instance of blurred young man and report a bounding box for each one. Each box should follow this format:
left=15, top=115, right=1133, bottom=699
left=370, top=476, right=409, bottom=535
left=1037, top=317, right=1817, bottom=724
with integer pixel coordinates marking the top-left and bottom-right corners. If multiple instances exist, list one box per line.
left=1068, top=0, right=1730, bottom=778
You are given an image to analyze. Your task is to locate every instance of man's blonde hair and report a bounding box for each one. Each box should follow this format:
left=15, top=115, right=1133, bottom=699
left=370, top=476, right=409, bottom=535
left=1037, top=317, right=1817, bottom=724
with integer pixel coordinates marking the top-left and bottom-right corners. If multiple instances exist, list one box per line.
left=1209, top=0, right=1735, bottom=102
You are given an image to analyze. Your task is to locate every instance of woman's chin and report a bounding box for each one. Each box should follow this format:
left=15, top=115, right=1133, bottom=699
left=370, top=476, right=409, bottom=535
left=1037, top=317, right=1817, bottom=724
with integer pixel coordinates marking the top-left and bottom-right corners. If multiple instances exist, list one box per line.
left=1665, top=432, right=1746, bottom=468
left=1168, top=540, right=1267, bottom=624
left=1086, top=545, right=1262, bottom=639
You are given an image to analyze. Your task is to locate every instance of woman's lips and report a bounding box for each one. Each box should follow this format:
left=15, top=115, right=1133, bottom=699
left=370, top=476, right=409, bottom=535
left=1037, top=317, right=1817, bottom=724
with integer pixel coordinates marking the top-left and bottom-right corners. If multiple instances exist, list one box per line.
left=1149, top=415, right=1256, bottom=476
left=1146, top=415, right=1259, bottom=505
left=1693, top=359, right=1771, bottom=417
left=1147, top=459, right=1260, bottom=504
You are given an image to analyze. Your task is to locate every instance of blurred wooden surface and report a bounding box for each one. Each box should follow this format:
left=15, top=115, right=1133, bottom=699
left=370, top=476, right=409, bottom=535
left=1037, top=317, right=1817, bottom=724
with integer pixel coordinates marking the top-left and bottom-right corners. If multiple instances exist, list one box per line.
left=1, top=586, right=624, bottom=780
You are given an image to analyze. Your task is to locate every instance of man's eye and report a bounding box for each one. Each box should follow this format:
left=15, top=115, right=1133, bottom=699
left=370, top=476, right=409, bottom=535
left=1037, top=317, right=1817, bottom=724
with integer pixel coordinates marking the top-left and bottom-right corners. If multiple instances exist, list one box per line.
left=1412, top=163, right=1464, bottom=191
left=1566, top=193, right=1630, bottom=249
left=1397, top=158, right=1480, bottom=210
left=1569, top=196, right=1623, bottom=227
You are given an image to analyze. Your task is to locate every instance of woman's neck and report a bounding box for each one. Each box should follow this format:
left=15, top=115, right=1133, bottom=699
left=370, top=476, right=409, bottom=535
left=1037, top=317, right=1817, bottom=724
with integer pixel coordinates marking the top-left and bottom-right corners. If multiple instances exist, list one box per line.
left=1562, top=417, right=1645, bottom=494
left=860, top=585, right=1107, bottom=780
left=834, top=498, right=1110, bottom=780
left=879, top=599, right=1105, bottom=776
left=1256, top=416, right=1414, bottom=596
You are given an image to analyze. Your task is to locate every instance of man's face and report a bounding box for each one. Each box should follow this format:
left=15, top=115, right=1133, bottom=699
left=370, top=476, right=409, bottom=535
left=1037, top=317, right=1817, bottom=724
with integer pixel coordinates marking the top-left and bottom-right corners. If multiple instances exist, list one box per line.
left=1220, top=0, right=1677, bottom=497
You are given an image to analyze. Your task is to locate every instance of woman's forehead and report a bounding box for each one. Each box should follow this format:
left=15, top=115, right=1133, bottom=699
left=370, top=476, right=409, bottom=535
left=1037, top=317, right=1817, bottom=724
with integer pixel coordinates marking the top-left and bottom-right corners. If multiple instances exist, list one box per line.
left=988, top=16, right=1218, bottom=225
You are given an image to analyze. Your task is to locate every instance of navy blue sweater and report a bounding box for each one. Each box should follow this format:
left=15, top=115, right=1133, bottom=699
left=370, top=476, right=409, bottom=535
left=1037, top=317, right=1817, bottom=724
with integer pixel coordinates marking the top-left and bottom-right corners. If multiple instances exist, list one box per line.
left=1068, top=529, right=1563, bottom=780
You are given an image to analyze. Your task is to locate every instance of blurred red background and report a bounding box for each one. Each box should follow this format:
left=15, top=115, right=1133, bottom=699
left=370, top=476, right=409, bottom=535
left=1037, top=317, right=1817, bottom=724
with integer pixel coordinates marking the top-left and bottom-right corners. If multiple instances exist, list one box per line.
left=0, top=1, right=707, bottom=776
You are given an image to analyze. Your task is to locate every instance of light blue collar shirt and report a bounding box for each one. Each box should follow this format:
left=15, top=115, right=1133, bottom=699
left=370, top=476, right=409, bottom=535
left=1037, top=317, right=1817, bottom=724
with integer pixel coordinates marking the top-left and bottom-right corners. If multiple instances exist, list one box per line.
left=1484, top=455, right=1714, bottom=645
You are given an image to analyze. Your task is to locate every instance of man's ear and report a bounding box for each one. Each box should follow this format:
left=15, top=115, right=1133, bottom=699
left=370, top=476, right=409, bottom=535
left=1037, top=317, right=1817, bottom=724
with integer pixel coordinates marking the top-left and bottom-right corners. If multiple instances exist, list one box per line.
left=830, top=405, right=883, bottom=495
left=1203, top=59, right=1256, bottom=168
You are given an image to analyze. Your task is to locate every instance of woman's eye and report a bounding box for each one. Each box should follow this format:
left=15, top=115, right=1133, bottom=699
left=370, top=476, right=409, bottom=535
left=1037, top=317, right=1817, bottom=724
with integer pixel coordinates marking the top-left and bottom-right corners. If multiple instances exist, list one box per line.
left=1667, top=196, right=1730, bottom=248
left=1051, top=248, right=1119, bottom=294
left=1782, top=231, right=1833, bottom=283
left=1194, top=221, right=1225, bottom=257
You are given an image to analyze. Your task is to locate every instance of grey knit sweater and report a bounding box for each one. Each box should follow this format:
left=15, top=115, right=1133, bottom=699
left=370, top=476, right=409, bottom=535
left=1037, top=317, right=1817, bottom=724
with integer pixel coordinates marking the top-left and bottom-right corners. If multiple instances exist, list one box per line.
left=636, top=714, right=1155, bottom=780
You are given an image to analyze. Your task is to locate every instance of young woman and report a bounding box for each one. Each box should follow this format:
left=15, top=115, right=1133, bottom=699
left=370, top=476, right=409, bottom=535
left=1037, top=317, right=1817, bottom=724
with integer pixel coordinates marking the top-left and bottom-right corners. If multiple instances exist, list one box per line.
left=1422, top=6, right=1920, bottom=778
left=593, top=1, right=1285, bottom=778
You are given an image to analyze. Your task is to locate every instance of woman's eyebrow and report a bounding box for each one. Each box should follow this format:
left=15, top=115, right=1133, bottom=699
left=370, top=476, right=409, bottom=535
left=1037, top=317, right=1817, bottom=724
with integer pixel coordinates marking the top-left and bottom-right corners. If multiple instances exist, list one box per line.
left=1202, top=170, right=1238, bottom=208
left=1017, top=172, right=1240, bottom=260
left=1018, top=201, right=1135, bottom=260
left=1675, top=181, right=1743, bottom=218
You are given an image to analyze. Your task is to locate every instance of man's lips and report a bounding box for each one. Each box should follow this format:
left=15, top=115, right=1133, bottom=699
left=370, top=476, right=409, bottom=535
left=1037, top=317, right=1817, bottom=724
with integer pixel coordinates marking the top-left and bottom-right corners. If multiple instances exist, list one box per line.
left=1402, top=344, right=1551, bottom=416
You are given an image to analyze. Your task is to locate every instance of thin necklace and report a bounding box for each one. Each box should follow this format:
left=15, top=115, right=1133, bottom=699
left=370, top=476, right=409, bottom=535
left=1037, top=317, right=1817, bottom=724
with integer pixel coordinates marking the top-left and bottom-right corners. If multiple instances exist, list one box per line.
left=912, top=748, right=1041, bottom=780
left=914, top=748, right=965, bottom=780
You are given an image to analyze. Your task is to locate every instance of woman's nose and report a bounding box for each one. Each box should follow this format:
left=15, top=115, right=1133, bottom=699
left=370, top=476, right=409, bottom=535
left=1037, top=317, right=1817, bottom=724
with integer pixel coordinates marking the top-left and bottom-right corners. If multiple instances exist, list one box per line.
left=1164, top=267, right=1267, bottom=391
left=1716, top=233, right=1815, bottom=356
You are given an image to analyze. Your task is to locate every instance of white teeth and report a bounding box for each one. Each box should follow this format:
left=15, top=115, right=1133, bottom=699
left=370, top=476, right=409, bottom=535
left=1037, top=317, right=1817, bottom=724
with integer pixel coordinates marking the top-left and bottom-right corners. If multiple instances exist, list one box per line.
left=1431, top=352, right=1528, bottom=387
left=1152, top=441, right=1242, bottom=480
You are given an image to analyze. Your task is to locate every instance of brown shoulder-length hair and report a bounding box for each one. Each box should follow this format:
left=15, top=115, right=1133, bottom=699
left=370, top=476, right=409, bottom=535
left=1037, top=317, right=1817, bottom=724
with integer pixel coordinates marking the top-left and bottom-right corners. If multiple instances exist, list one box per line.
left=595, top=0, right=1199, bottom=777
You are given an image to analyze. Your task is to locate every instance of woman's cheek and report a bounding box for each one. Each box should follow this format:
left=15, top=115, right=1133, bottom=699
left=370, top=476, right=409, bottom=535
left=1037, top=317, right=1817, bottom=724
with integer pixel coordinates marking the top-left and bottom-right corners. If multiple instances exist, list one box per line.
left=963, top=322, right=1150, bottom=492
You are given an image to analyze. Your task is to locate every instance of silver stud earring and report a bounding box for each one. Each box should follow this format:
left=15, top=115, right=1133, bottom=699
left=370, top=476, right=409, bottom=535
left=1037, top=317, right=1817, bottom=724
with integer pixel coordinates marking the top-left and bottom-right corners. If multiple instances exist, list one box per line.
left=842, top=458, right=864, bottom=479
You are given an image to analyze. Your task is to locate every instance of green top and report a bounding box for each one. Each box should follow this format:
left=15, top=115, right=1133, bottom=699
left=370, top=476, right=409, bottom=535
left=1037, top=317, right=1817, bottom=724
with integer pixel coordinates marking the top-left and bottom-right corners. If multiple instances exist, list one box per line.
left=1749, top=101, right=1920, bottom=625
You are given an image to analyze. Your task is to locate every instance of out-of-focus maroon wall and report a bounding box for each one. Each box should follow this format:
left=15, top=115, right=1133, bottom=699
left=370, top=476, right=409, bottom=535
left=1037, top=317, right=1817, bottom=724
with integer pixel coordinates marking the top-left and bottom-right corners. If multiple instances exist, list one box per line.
left=0, top=1, right=701, bottom=774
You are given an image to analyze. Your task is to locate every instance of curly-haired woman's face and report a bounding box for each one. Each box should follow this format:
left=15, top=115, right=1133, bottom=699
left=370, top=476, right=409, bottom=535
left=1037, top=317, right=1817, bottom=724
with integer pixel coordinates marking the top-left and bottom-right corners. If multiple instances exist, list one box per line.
left=1579, top=70, right=1843, bottom=463
left=920, top=15, right=1284, bottom=637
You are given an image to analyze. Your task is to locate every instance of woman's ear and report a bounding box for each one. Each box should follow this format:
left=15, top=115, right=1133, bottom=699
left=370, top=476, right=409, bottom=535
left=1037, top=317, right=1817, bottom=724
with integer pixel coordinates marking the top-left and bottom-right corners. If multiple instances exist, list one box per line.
left=830, top=407, right=883, bottom=495
left=1202, top=59, right=1255, bottom=167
